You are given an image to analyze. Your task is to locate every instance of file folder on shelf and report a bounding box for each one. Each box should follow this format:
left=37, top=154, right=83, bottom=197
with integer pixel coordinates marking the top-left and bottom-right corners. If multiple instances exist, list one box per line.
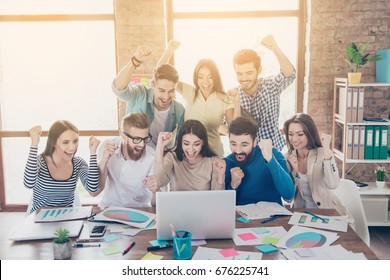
left=379, top=126, right=389, bottom=159
left=373, top=126, right=381, bottom=159
left=358, top=126, right=365, bottom=160
left=357, top=87, right=364, bottom=122
left=347, top=126, right=353, bottom=159
left=364, top=126, right=374, bottom=159
left=351, top=88, right=359, bottom=122
left=352, top=126, right=360, bottom=159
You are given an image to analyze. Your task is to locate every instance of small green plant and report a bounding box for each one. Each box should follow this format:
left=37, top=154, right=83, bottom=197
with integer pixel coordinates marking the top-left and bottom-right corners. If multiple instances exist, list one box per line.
left=345, top=42, right=382, bottom=73
left=374, top=166, right=386, bottom=182
left=53, top=228, right=70, bottom=244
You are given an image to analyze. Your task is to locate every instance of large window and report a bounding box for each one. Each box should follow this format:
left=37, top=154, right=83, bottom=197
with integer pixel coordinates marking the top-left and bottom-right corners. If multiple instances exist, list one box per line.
left=0, top=0, right=117, bottom=209
left=168, top=0, right=304, bottom=128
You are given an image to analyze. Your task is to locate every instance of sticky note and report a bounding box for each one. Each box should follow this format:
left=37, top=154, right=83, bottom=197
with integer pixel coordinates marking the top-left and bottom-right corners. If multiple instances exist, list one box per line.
left=262, top=236, right=279, bottom=245
left=256, top=244, right=278, bottom=254
left=238, top=232, right=257, bottom=241
left=219, top=248, right=240, bottom=258
left=103, top=234, right=120, bottom=243
left=192, top=239, right=207, bottom=246
left=237, top=217, right=251, bottom=223
left=252, top=227, right=270, bottom=234
left=141, top=252, right=164, bottom=260
left=121, top=229, right=141, bottom=236
left=102, top=246, right=121, bottom=255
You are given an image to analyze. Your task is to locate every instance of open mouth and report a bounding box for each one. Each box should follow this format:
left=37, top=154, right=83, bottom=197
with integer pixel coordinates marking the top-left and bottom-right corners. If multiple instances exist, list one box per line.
left=234, top=153, right=247, bottom=162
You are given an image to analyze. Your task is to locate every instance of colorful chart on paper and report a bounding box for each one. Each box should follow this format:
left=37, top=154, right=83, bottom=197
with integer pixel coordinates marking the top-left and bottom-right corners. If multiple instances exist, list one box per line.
left=103, top=209, right=149, bottom=223
left=285, top=232, right=327, bottom=249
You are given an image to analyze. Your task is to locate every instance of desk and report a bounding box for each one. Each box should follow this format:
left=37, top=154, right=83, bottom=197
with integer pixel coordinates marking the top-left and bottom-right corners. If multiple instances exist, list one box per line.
left=0, top=208, right=378, bottom=260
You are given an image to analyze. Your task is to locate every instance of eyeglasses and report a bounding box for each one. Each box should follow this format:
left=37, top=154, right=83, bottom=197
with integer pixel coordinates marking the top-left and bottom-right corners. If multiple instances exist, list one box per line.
left=123, top=131, right=152, bottom=144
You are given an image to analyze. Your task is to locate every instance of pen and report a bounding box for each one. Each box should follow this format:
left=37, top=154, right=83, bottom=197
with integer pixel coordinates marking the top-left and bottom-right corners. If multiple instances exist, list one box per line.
left=147, top=243, right=173, bottom=251
left=122, top=241, right=136, bottom=256
left=76, top=238, right=104, bottom=243
left=304, top=211, right=327, bottom=221
left=261, top=215, right=281, bottom=224
left=72, top=243, right=101, bottom=247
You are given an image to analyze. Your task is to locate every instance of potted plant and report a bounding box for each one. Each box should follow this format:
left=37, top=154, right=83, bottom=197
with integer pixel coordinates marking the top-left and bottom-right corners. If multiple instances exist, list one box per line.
left=345, top=42, right=382, bottom=84
left=374, top=166, right=386, bottom=188
left=53, top=227, right=72, bottom=260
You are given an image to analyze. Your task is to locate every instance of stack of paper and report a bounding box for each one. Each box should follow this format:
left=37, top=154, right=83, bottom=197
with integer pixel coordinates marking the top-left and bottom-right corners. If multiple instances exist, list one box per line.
left=281, top=244, right=367, bottom=260
left=288, top=212, right=349, bottom=232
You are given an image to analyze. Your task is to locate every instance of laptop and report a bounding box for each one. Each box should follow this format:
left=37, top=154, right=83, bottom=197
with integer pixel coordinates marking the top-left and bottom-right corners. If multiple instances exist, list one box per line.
left=10, top=213, right=84, bottom=241
left=156, top=190, right=236, bottom=240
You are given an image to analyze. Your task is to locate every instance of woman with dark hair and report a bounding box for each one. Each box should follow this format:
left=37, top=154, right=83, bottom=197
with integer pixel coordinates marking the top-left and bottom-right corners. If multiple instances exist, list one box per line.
left=23, top=120, right=101, bottom=214
left=154, top=119, right=226, bottom=191
left=283, top=113, right=347, bottom=215
left=157, top=40, right=241, bottom=157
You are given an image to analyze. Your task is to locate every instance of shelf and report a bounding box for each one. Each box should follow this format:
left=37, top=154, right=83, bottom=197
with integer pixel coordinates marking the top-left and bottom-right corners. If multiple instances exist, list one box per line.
left=345, top=83, right=390, bottom=87
left=335, top=118, right=390, bottom=126
left=333, top=149, right=390, bottom=163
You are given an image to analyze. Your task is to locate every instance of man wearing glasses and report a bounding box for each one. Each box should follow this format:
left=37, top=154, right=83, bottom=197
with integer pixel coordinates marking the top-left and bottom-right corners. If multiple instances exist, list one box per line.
left=92, top=112, right=159, bottom=207
left=112, top=45, right=185, bottom=148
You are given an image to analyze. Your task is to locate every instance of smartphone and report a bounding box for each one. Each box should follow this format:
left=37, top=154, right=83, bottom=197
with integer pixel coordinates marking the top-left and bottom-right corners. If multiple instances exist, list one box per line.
left=89, top=225, right=107, bottom=237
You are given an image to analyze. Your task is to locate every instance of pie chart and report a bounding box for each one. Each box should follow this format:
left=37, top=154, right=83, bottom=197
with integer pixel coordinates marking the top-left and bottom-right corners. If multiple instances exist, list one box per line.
left=103, top=209, right=149, bottom=223
left=285, top=232, right=327, bottom=248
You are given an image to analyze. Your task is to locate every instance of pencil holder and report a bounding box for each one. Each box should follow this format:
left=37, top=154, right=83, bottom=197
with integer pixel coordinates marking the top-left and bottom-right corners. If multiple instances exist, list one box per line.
left=172, top=230, right=192, bottom=260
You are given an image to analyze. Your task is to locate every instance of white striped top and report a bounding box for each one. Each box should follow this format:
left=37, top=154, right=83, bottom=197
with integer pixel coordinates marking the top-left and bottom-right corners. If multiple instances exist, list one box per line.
left=23, top=146, right=99, bottom=214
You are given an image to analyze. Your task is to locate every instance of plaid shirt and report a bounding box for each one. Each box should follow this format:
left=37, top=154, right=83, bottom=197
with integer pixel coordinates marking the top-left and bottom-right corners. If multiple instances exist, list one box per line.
left=239, top=70, right=296, bottom=150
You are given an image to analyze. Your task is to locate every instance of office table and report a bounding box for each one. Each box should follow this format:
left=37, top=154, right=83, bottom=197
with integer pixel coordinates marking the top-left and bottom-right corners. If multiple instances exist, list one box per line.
left=0, top=208, right=378, bottom=260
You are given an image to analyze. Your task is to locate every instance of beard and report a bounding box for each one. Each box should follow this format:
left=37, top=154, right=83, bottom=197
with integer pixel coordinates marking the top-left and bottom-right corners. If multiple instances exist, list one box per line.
left=127, top=145, right=146, bottom=161
left=234, top=151, right=251, bottom=164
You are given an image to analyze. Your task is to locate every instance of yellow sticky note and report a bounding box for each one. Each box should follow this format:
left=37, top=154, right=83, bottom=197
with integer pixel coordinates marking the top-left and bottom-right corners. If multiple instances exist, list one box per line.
left=262, top=236, right=280, bottom=245
left=141, top=252, right=164, bottom=260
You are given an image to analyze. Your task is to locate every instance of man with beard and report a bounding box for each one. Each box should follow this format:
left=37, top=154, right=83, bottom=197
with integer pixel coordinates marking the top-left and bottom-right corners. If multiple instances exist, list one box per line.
left=224, top=117, right=294, bottom=206
left=92, top=112, right=158, bottom=207
left=112, top=45, right=185, bottom=149
left=230, top=35, right=296, bottom=151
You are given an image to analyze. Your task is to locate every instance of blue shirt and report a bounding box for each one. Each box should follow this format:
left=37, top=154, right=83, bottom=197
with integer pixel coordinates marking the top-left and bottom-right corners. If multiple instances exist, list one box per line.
left=112, top=82, right=185, bottom=133
left=224, top=146, right=294, bottom=205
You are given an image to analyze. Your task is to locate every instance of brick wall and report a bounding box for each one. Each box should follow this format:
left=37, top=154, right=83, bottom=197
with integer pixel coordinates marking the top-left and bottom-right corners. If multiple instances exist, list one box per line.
left=114, top=0, right=167, bottom=120
left=307, top=0, right=390, bottom=181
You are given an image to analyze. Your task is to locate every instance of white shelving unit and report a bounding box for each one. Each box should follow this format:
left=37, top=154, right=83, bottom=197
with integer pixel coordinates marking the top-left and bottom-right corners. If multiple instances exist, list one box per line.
left=359, top=183, right=390, bottom=226
left=332, top=78, right=390, bottom=177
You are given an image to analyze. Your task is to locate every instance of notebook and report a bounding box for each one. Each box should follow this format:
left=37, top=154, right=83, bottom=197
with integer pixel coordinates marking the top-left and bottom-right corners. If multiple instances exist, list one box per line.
left=10, top=213, right=84, bottom=241
left=156, top=190, right=236, bottom=240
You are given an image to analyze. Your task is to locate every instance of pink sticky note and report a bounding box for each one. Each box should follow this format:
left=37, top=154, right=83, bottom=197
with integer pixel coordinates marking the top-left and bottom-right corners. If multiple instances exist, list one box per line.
left=238, top=232, right=257, bottom=241
left=219, top=248, right=240, bottom=258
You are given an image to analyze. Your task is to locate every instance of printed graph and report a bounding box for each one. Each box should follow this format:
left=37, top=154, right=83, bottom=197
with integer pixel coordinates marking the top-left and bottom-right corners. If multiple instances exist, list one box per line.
left=103, top=209, right=149, bottom=223
left=285, top=232, right=327, bottom=248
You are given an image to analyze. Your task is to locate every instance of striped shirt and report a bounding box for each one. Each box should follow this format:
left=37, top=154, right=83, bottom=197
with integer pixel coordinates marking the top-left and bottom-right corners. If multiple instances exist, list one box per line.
left=23, top=146, right=99, bottom=214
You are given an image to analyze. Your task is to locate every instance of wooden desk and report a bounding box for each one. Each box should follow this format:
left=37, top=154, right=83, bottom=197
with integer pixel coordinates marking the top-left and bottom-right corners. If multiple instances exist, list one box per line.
left=0, top=208, right=378, bottom=260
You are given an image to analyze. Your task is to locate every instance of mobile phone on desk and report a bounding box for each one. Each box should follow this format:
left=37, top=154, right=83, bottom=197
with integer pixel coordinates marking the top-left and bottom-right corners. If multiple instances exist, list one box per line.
left=89, top=225, right=107, bottom=237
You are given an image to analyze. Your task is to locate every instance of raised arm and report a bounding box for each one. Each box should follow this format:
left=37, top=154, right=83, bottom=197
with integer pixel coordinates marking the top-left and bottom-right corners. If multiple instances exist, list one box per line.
left=261, top=35, right=294, bottom=77
left=154, top=132, right=174, bottom=188
left=113, top=45, right=152, bottom=90
left=78, top=136, right=101, bottom=194
left=23, top=126, right=42, bottom=189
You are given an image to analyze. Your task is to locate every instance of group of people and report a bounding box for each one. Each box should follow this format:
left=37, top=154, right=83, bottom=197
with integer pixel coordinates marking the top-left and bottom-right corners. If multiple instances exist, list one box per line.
left=24, top=35, right=347, bottom=219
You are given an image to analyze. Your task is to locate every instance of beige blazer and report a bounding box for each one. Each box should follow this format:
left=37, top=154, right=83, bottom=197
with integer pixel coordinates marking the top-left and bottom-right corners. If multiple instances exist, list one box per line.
left=285, top=148, right=348, bottom=217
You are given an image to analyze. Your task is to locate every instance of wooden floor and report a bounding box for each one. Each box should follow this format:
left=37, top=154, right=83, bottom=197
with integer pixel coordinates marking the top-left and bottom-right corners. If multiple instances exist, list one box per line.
left=369, top=226, right=390, bottom=260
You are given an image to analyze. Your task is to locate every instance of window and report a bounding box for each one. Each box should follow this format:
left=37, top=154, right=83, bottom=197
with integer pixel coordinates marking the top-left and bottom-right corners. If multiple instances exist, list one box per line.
left=168, top=0, right=304, bottom=127
left=0, top=0, right=117, bottom=209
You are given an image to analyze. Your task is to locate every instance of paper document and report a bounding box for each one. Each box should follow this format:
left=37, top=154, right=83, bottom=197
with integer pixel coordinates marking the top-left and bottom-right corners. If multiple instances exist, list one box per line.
left=288, top=212, right=349, bottom=232
left=192, top=246, right=263, bottom=260
left=34, top=206, right=93, bottom=222
left=90, top=207, right=156, bottom=229
left=281, top=244, right=367, bottom=260
left=236, top=201, right=292, bottom=220
left=277, top=225, right=339, bottom=249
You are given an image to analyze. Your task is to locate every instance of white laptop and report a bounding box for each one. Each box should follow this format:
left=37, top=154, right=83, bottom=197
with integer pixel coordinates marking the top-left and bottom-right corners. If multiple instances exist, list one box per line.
left=156, top=190, right=236, bottom=240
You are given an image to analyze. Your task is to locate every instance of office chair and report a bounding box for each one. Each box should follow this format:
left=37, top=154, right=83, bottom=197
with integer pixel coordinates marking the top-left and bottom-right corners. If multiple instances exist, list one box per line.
left=26, top=191, right=82, bottom=216
left=331, top=179, right=370, bottom=246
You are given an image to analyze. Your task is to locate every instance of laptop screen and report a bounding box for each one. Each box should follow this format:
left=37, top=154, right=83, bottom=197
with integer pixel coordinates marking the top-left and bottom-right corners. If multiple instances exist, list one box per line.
left=156, top=190, right=236, bottom=240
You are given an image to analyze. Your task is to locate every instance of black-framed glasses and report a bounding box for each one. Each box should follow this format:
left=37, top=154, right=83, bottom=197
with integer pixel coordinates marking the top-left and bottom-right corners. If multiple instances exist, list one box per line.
left=123, top=131, right=152, bottom=144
